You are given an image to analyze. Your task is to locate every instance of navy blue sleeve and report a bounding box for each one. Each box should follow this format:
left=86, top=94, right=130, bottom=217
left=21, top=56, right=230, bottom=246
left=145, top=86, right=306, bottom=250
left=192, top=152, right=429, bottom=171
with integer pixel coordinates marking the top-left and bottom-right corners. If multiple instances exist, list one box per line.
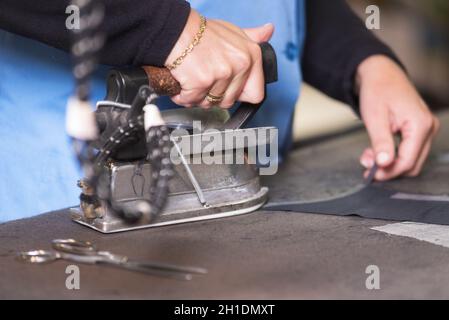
left=0, top=0, right=191, bottom=67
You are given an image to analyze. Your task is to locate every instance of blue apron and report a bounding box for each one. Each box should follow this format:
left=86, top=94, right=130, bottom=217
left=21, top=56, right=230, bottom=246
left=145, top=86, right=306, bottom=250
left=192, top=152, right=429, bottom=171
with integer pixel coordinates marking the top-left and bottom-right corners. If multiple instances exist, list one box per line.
left=0, top=0, right=305, bottom=221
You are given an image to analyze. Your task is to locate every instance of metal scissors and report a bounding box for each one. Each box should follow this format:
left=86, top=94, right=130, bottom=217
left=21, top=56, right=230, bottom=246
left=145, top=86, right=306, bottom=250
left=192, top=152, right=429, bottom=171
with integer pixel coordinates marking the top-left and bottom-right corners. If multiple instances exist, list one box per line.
left=17, top=239, right=207, bottom=281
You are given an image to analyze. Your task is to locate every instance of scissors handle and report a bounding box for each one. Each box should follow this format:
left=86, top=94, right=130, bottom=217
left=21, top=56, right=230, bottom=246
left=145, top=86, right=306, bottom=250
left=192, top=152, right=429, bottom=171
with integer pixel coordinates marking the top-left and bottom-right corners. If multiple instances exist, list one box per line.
left=16, top=250, right=59, bottom=264
left=19, top=239, right=204, bottom=280
left=52, top=239, right=97, bottom=255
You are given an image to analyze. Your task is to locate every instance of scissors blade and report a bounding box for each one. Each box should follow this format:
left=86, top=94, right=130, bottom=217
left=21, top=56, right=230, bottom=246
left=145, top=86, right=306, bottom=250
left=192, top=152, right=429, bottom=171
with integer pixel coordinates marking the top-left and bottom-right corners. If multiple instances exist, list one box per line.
left=97, top=260, right=193, bottom=281
left=127, top=260, right=208, bottom=275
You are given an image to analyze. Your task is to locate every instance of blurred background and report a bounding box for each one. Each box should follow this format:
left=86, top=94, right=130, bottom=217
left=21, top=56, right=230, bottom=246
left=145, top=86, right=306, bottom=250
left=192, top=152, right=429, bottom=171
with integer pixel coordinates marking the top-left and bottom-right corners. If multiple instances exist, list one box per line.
left=349, top=0, right=449, bottom=108
left=294, top=0, right=449, bottom=143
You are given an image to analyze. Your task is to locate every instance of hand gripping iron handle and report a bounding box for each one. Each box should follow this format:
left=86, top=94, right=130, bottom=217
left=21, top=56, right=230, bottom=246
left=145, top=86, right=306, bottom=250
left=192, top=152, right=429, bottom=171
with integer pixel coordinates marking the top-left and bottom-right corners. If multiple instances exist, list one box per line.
left=105, top=42, right=278, bottom=129
left=142, top=42, right=278, bottom=130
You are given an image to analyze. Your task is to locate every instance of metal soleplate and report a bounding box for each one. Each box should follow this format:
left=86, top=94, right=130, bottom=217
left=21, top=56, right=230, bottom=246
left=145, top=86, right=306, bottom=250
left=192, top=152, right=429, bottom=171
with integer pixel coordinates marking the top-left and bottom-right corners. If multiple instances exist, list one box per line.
left=71, top=187, right=268, bottom=233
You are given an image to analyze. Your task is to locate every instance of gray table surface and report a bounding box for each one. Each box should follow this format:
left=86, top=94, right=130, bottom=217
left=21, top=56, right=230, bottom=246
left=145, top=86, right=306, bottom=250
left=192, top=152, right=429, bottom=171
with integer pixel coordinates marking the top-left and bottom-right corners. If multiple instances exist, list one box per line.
left=1, top=111, right=448, bottom=300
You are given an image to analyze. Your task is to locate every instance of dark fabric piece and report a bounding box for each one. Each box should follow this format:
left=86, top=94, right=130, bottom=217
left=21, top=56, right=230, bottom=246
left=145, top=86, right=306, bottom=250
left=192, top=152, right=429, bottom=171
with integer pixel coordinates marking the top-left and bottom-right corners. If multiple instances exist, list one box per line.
left=265, top=186, right=449, bottom=225
left=0, top=0, right=191, bottom=67
left=303, top=0, right=404, bottom=111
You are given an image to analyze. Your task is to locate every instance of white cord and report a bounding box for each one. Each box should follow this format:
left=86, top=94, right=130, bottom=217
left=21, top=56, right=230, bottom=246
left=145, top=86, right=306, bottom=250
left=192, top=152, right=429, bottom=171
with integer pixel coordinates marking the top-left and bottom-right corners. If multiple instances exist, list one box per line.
left=143, top=104, right=165, bottom=131
left=66, top=96, right=99, bottom=140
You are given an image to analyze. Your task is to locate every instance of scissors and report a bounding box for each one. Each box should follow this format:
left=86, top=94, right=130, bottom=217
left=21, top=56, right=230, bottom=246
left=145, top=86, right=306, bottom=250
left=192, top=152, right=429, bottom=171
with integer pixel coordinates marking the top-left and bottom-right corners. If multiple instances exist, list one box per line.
left=17, top=239, right=207, bottom=281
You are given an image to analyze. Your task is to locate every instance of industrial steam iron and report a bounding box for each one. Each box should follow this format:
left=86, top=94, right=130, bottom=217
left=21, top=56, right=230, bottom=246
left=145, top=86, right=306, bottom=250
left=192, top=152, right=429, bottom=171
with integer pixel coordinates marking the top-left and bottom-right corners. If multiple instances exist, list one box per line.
left=70, top=43, right=278, bottom=233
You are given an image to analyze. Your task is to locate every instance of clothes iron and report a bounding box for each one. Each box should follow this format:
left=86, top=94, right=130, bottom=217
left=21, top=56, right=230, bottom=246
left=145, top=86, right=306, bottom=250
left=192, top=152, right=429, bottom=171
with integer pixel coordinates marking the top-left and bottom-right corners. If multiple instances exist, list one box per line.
left=71, top=43, right=278, bottom=233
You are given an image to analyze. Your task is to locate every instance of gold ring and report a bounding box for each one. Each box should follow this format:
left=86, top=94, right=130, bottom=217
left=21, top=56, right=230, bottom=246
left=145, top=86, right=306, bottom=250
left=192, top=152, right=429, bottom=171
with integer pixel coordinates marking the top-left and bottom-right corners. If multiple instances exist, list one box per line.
left=206, top=93, right=224, bottom=104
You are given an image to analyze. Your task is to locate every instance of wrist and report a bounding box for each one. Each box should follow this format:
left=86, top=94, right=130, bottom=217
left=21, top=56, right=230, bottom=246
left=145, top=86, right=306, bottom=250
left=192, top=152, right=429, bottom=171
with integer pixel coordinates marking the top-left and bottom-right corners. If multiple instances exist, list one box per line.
left=165, top=9, right=202, bottom=66
left=355, top=54, right=400, bottom=94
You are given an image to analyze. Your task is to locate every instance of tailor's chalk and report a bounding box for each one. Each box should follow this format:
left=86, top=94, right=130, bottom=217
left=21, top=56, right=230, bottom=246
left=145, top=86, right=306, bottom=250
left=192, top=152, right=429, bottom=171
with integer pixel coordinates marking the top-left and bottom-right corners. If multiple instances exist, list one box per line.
left=365, top=163, right=378, bottom=186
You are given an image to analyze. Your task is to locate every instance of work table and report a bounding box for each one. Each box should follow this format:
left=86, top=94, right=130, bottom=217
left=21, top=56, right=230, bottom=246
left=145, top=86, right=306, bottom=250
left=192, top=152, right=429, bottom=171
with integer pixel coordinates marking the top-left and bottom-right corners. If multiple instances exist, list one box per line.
left=1, top=110, right=448, bottom=299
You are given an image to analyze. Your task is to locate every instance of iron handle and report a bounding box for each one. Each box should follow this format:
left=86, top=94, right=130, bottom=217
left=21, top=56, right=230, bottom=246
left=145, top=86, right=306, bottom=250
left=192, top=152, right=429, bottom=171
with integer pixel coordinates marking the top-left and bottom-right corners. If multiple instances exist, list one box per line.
left=141, top=42, right=278, bottom=97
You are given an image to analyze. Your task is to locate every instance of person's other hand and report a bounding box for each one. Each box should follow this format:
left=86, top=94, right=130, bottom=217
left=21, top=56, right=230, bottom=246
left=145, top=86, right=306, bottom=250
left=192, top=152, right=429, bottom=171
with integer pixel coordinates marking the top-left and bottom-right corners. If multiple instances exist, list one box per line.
left=163, top=9, right=274, bottom=108
left=357, top=55, right=440, bottom=181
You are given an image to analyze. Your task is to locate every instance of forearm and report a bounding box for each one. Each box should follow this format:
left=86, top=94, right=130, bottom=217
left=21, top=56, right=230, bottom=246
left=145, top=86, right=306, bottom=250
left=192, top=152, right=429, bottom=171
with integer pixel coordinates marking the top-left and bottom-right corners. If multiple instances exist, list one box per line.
left=302, top=0, right=402, bottom=109
left=0, top=0, right=191, bottom=66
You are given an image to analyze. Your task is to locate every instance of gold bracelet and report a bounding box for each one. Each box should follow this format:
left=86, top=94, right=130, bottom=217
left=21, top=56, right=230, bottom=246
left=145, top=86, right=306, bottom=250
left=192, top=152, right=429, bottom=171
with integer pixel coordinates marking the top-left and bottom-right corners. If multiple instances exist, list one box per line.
left=166, top=15, right=207, bottom=71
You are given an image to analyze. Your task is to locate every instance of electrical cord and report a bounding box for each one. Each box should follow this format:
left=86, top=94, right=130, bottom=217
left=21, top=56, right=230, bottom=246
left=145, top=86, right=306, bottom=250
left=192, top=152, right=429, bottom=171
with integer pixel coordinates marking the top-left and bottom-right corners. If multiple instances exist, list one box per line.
left=66, top=0, right=173, bottom=223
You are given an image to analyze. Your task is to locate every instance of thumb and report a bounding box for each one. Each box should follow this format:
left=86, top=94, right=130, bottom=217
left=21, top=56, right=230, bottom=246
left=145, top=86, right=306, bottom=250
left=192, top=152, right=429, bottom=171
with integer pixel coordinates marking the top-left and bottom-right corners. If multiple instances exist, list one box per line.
left=243, top=23, right=274, bottom=43
left=363, top=108, right=396, bottom=168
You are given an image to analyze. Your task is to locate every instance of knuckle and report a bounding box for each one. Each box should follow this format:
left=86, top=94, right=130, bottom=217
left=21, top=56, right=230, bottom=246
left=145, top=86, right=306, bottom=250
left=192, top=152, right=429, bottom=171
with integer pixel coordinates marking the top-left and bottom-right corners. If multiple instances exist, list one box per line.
left=216, top=65, right=233, bottom=80
left=196, top=72, right=213, bottom=88
left=251, top=43, right=262, bottom=60
left=249, top=44, right=263, bottom=68
left=235, top=52, right=252, bottom=71
left=248, top=90, right=264, bottom=104
left=421, top=115, right=434, bottom=132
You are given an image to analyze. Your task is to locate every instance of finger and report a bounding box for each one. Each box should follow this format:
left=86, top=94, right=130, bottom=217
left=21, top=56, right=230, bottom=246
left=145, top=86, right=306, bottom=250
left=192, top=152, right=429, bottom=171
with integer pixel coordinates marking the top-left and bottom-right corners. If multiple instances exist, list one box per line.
left=216, top=71, right=251, bottom=108
left=405, top=116, right=439, bottom=177
left=405, top=137, right=432, bottom=177
left=243, top=23, right=275, bottom=43
left=375, top=121, right=431, bottom=180
left=171, top=90, right=208, bottom=107
left=360, top=148, right=375, bottom=169
left=198, top=68, right=233, bottom=109
left=238, top=47, right=264, bottom=104
left=362, top=105, right=396, bottom=168
left=171, top=94, right=194, bottom=108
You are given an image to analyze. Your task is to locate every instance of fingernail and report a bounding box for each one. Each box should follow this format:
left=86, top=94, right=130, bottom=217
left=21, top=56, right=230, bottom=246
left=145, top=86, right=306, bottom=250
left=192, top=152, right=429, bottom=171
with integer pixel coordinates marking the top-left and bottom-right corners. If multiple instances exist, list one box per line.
left=361, top=158, right=374, bottom=168
left=376, top=152, right=390, bottom=166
